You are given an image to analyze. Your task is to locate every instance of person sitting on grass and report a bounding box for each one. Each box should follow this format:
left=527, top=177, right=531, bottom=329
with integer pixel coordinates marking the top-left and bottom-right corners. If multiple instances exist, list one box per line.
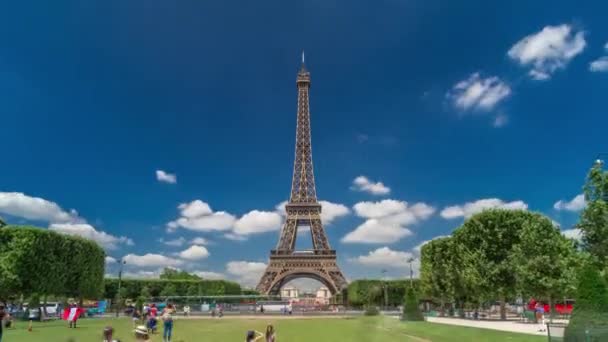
left=246, top=330, right=264, bottom=342
left=103, top=326, right=120, bottom=342
left=135, top=325, right=151, bottom=341
left=265, top=324, right=276, bottom=342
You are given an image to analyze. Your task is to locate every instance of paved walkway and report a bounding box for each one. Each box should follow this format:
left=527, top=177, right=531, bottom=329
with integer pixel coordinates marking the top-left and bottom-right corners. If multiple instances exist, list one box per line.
left=426, top=317, right=550, bottom=336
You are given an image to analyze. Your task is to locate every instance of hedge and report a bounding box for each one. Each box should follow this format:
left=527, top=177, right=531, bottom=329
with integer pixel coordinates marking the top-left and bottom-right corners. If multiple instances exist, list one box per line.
left=104, top=278, right=243, bottom=300
left=0, top=226, right=105, bottom=301
left=347, top=279, right=420, bottom=307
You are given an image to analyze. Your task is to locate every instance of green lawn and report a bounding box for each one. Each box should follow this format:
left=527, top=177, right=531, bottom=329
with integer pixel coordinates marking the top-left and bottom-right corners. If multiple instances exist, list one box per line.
left=3, top=316, right=545, bottom=342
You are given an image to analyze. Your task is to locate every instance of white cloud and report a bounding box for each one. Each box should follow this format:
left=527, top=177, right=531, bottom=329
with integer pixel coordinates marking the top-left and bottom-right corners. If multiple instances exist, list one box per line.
left=342, top=219, right=412, bottom=244
left=508, top=24, right=586, bottom=80
left=156, top=170, right=177, bottom=184
left=233, top=210, right=282, bottom=235
left=493, top=114, right=508, bottom=128
left=191, top=237, right=209, bottom=245
left=589, top=56, right=608, bottom=72
left=562, top=228, right=582, bottom=241
left=168, top=199, right=236, bottom=232
left=179, top=200, right=213, bottom=218
left=123, top=253, right=184, bottom=268
left=226, top=261, right=267, bottom=287
left=178, top=245, right=210, bottom=260
left=49, top=223, right=134, bottom=250
left=105, top=256, right=117, bottom=264
left=440, top=198, right=528, bottom=219
left=554, top=194, right=586, bottom=212
left=159, top=237, right=186, bottom=247
left=351, top=176, right=391, bottom=195
left=122, top=269, right=164, bottom=279
left=448, top=73, right=511, bottom=111
left=351, top=247, right=415, bottom=269
left=191, top=271, right=225, bottom=280
left=0, top=192, right=77, bottom=223
left=343, top=200, right=435, bottom=244
left=223, top=233, right=248, bottom=241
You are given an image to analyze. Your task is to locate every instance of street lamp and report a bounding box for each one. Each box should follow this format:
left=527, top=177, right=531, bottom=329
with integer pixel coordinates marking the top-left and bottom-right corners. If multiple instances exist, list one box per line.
left=116, top=259, right=126, bottom=317
left=381, top=269, right=388, bottom=308
left=407, top=257, right=415, bottom=283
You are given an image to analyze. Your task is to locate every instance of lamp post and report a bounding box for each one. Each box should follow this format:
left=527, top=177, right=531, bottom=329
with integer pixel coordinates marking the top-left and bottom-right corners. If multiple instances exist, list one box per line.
left=407, top=257, right=415, bottom=283
left=116, top=259, right=126, bottom=317
left=381, top=269, right=388, bottom=308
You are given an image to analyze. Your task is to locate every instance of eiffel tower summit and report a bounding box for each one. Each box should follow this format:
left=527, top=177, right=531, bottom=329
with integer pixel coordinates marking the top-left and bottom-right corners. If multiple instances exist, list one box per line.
left=256, top=54, right=348, bottom=295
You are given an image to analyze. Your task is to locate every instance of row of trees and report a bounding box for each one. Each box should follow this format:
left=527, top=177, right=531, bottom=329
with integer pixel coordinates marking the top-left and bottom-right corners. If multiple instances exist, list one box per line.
left=104, top=278, right=243, bottom=300
left=347, top=279, right=418, bottom=307
left=420, top=161, right=608, bottom=324
left=0, top=226, right=105, bottom=305
left=420, top=209, right=580, bottom=319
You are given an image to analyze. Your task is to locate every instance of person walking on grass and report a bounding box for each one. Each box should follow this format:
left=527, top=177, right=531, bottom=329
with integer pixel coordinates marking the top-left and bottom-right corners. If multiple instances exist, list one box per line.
left=246, top=330, right=263, bottom=342
left=535, top=302, right=546, bottom=332
left=265, top=324, right=276, bottom=342
left=161, top=304, right=175, bottom=342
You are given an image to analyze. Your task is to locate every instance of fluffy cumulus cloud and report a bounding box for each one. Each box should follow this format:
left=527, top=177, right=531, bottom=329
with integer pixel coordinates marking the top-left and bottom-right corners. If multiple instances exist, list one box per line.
left=156, top=170, right=177, bottom=184
left=554, top=194, right=586, bottom=212
left=352, top=247, right=415, bottom=269
left=351, top=176, right=391, bottom=195
left=508, top=24, right=586, bottom=80
left=168, top=199, right=236, bottom=233
left=232, top=210, right=282, bottom=236
left=105, top=256, right=117, bottom=264
left=123, top=253, right=184, bottom=268
left=192, top=271, right=225, bottom=280
left=49, top=223, right=134, bottom=250
left=589, top=43, right=608, bottom=72
left=448, top=73, right=511, bottom=111
left=191, top=237, right=209, bottom=245
left=223, top=233, right=248, bottom=241
left=0, top=192, right=77, bottom=223
left=440, top=198, right=528, bottom=219
left=159, top=237, right=186, bottom=247
left=342, top=200, right=435, bottom=244
left=562, top=228, right=582, bottom=241
left=226, top=261, right=267, bottom=288
left=178, top=245, right=210, bottom=260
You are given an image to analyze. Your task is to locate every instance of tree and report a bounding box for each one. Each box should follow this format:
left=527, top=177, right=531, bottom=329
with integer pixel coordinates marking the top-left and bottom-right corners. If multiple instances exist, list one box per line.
left=564, top=263, right=608, bottom=340
left=187, top=283, right=200, bottom=296
left=140, top=286, right=151, bottom=300
left=0, top=217, right=6, bottom=227
left=160, top=268, right=201, bottom=280
left=160, top=283, right=178, bottom=298
left=402, top=287, right=424, bottom=321
left=510, top=215, right=581, bottom=319
left=578, top=161, right=608, bottom=265
left=453, top=209, right=540, bottom=320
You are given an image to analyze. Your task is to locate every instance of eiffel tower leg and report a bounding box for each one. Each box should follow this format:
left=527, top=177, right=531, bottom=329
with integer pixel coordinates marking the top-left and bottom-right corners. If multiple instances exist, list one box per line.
left=310, top=217, right=330, bottom=250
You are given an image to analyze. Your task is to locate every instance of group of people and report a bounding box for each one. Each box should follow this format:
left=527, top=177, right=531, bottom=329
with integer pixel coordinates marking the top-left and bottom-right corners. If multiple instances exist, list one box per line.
left=246, top=324, right=276, bottom=342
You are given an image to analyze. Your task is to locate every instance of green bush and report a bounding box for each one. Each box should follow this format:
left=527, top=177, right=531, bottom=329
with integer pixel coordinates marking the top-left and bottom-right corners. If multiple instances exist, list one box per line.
left=103, top=278, right=243, bottom=300
left=402, top=287, right=424, bottom=321
left=364, top=305, right=379, bottom=316
left=564, top=264, right=608, bottom=341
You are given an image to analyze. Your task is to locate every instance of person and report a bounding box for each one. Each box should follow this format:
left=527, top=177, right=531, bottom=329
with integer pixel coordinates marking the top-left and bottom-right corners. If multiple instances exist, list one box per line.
left=183, top=305, right=190, bottom=317
left=150, top=304, right=158, bottom=319
left=535, top=302, right=546, bottom=332
left=161, top=304, right=175, bottom=342
left=246, top=330, right=263, bottom=342
left=287, top=303, right=292, bottom=315
left=134, top=325, right=151, bottom=341
left=265, top=324, right=276, bottom=342
left=0, top=305, right=6, bottom=342
left=146, top=315, right=158, bottom=334
left=63, top=303, right=82, bottom=328
left=218, top=304, right=223, bottom=318
left=142, top=304, right=150, bottom=322
left=132, top=309, right=141, bottom=327
left=260, top=305, right=265, bottom=314
left=103, top=326, right=120, bottom=342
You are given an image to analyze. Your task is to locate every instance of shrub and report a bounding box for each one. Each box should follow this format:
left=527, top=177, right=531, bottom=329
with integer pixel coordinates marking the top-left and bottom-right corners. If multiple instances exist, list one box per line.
left=402, top=287, right=424, bottom=321
left=564, top=264, right=608, bottom=341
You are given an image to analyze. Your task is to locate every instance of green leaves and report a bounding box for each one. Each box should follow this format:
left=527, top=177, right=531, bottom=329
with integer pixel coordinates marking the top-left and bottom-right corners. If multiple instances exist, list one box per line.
left=579, top=162, right=608, bottom=265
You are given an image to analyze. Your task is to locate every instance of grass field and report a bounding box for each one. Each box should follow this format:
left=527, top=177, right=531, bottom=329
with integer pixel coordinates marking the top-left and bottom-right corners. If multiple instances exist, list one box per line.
left=3, top=316, right=545, bottom=342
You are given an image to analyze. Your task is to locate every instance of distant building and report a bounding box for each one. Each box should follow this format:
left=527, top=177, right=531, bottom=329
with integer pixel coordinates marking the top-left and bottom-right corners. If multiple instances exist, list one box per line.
left=315, top=286, right=331, bottom=304
left=281, top=286, right=299, bottom=299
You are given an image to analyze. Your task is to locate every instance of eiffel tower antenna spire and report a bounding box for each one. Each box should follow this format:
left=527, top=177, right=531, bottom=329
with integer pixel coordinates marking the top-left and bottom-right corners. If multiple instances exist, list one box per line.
left=302, top=50, right=305, bottom=64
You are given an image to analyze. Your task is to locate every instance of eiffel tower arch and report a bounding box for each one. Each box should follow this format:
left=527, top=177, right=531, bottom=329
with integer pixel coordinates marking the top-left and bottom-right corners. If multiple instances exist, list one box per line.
left=256, top=55, right=348, bottom=296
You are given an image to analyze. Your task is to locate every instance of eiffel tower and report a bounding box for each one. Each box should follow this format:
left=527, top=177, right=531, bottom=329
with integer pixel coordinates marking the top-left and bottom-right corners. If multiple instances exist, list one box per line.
left=256, top=54, right=348, bottom=295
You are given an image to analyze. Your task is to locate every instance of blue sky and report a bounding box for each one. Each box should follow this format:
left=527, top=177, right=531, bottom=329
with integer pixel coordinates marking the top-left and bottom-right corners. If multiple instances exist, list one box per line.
left=1, top=1, right=607, bottom=289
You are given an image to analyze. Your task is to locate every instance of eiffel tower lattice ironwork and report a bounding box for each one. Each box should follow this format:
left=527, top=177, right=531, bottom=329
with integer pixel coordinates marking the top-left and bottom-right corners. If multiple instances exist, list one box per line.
left=256, top=55, right=348, bottom=295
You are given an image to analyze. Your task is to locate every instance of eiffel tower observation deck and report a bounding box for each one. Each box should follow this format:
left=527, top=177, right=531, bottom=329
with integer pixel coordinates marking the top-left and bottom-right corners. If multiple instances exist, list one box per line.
left=256, top=54, right=348, bottom=295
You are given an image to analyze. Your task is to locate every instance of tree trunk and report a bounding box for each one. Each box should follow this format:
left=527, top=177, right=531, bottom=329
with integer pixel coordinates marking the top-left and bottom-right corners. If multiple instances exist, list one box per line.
left=42, top=295, right=48, bottom=320
left=440, top=299, right=445, bottom=317
left=548, top=297, right=554, bottom=323
left=500, top=297, right=507, bottom=320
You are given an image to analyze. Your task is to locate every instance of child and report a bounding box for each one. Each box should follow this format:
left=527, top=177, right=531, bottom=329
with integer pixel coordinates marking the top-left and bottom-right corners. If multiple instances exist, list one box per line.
left=246, top=330, right=264, bottom=342
left=103, top=326, right=120, bottom=342
left=135, top=325, right=151, bottom=341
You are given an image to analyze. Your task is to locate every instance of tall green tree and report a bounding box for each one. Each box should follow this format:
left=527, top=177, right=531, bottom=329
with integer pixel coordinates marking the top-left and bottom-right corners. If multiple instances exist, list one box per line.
left=420, top=237, right=455, bottom=314
left=578, top=161, right=608, bottom=265
left=564, top=263, right=608, bottom=340
left=510, top=215, right=581, bottom=318
left=453, top=209, right=539, bottom=320
left=160, top=283, right=178, bottom=297
left=160, top=268, right=201, bottom=280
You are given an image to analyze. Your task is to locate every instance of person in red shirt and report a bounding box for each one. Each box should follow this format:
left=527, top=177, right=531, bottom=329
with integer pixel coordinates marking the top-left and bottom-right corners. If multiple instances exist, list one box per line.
left=150, top=304, right=158, bottom=318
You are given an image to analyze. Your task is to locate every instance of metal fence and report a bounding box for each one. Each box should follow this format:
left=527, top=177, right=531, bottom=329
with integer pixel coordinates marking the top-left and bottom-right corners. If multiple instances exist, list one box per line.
left=547, top=323, right=608, bottom=341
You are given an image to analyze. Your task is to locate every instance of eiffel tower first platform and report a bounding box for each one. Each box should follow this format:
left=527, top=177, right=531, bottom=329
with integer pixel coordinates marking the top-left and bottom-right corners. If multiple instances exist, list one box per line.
left=256, top=56, right=348, bottom=296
